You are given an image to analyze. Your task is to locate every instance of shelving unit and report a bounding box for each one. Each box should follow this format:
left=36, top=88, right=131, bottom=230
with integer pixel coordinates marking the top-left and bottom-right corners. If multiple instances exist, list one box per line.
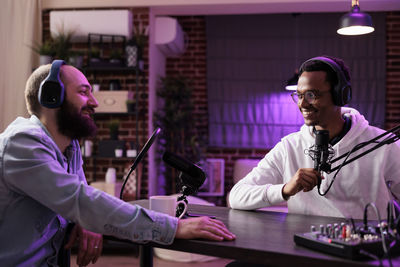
left=82, top=65, right=145, bottom=201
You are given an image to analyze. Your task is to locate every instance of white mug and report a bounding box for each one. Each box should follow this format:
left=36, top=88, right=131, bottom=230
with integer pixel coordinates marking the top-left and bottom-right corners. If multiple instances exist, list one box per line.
left=115, top=148, right=123, bottom=158
left=149, top=195, right=188, bottom=219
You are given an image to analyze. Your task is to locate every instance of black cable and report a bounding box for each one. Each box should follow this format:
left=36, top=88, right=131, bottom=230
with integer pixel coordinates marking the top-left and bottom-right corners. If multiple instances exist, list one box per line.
left=364, top=202, right=392, bottom=267
left=119, top=127, right=161, bottom=200
left=317, top=140, right=375, bottom=196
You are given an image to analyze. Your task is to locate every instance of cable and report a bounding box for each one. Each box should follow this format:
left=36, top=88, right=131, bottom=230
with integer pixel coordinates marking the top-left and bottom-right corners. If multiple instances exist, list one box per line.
left=364, top=202, right=393, bottom=267
left=317, top=140, right=376, bottom=196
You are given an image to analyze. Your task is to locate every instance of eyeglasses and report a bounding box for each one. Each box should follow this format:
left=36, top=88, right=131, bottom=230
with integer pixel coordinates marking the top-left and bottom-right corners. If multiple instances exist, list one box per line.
left=291, top=91, right=328, bottom=104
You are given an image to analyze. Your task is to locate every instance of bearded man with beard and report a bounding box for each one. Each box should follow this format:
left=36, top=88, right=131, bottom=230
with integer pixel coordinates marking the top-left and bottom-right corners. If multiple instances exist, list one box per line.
left=229, top=56, right=400, bottom=221
left=0, top=61, right=235, bottom=267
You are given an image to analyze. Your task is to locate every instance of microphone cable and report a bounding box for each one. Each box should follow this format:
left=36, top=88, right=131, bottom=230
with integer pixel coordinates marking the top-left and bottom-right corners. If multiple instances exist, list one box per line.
left=317, top=140, right=378, bottom=196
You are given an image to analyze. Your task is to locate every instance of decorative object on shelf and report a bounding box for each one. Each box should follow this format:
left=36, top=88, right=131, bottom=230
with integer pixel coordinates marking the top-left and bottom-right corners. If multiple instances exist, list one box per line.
left=93, top=90, right=128, bottom=113
left=121, top=164, right=139, bottom=201
left=109, top=49, right=124, bottom=66
left=114, top=148, right=123, bottom=157
left=68, top=50, right=84, bottom=68
left=109, top=79, right=121, bottom=91
left=125, top=38, right=138, bottom=68
left=92, top=82, right=100, bottom=92
left=108, top=119, right=120, bottom=140
left=83, top=140, right=93, bottom=157
left=125, top=22, right=148, bottom=69
left=88, top=47, right=101, bottom=65
left=154, top=75, right=206, bottom=194
left=126, top=90, right=135, bottom=113
left=98, top=140, right=126, bottom=157
left=87, top=33, right=126, bottom=68
left=198, top=159, right=225, bottom=196
left=126, top=148, right=137, bottom=158
left=126, top=141, right=137, bottom=157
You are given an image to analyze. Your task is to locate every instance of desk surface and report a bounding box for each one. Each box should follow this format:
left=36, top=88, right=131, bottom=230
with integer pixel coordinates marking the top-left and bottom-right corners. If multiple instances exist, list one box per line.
left=134, top=200, right=399, bottom=267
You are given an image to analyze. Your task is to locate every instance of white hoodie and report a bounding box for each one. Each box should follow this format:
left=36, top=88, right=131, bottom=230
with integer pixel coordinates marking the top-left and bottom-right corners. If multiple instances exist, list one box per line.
left=229, top=108, right=400, bottom=219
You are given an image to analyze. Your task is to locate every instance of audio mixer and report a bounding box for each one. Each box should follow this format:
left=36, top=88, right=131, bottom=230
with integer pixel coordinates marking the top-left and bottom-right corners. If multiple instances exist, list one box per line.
left=294, top=221, right=399, bottom=260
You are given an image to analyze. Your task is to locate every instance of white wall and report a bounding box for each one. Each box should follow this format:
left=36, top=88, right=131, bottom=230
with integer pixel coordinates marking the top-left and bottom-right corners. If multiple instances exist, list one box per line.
left=148, top=9, right=167, bottom=196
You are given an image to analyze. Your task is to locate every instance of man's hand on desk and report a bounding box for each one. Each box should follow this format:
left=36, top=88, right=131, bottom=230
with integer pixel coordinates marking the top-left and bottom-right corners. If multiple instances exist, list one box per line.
left=175, top=217, right=236, bottom=241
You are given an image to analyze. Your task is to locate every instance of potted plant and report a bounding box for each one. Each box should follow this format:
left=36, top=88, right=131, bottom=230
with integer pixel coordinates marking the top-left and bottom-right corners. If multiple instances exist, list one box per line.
left=153, top=75, right=206, bottom=194
left=109, top=49, right=123, bottom=66
left=108, top=119, right=120, bottom=140
left=88, top=47, right=101, bottom=66
left=51, top=26, right=74, bottom=61
left=30, top=39, right=55, bottom=65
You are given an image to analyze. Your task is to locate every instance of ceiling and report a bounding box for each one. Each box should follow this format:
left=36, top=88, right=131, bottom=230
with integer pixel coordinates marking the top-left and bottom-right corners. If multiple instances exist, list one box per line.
left=42, top=0, right=400, bottom=15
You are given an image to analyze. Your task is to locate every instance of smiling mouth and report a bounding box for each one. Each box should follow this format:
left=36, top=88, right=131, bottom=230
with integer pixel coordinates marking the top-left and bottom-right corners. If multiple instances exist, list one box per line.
left=81, top=108, right=95, bottom=117
left=302, top=109, right=317, bottom=118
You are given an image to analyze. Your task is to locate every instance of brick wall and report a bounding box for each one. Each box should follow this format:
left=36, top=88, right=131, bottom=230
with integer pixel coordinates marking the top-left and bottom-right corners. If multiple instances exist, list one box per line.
left=173, top=13, right=400, bottom=205
left=42, top=8, right=151, bottom=199
left=386, top=12, right=400, bottom=130
left=42, top=10, right=400, bottom=204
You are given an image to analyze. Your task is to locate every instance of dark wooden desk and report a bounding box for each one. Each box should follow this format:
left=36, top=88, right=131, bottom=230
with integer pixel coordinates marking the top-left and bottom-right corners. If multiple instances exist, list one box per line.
left=133, top=200, right=399, bottom=267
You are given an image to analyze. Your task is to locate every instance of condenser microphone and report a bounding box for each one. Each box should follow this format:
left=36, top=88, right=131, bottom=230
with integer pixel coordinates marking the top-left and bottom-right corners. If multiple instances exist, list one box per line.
left=162, top=151, right=206, bottom=195
left=315, top=130, right=330, bottom=172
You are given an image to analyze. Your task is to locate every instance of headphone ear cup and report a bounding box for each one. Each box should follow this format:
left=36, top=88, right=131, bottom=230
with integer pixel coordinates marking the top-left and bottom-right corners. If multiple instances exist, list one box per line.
left=38, top=60, right=65, bottom=108
left=333, top=85, right=352, bottom=106
left=38, top=81, right=65, bottom=108
left=341, top=85, right=352, bottom=106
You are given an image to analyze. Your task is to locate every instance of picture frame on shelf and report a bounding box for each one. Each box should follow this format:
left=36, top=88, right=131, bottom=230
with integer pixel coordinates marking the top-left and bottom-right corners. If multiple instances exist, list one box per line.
left=198, top=158, right=225, bottom=196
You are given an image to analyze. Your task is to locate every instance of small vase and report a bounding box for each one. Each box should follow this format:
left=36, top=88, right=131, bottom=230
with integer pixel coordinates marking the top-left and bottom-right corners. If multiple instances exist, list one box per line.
left=39, top=55, right=52, bottom=65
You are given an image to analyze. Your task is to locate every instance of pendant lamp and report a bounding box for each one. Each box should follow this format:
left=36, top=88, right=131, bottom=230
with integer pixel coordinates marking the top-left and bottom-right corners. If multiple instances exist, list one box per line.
left=337, top=0, right=374, bottom=36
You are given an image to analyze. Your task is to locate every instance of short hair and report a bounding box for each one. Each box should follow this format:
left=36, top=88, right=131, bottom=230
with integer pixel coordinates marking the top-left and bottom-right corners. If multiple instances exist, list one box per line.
left=25, top=64, right=64, bottom=116
left=299, top=55, right=351, bottom=91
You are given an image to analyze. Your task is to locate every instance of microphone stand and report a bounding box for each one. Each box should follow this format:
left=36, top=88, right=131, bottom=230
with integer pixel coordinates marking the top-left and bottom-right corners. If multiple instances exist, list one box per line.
left=320, top=124, right=400, bottom=174
left=175, top=172, right=216, bottom=219
left=316, top=124, right=400, bottom=196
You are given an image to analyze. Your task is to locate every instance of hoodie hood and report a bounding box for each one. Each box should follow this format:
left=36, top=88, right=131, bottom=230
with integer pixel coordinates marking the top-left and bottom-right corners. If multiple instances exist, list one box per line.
left=298, top=107, right=370, bottom=150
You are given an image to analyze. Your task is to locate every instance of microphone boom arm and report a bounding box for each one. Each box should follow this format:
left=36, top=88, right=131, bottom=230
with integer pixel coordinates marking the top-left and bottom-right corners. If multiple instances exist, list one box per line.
left=322, top=124, right=400, bottom=174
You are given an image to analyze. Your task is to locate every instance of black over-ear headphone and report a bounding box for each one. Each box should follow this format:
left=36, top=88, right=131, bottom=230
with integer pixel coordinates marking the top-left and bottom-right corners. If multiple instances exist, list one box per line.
left=299, top=56, right=352, bottom=106
left=38, top=59, right=66, bottom=108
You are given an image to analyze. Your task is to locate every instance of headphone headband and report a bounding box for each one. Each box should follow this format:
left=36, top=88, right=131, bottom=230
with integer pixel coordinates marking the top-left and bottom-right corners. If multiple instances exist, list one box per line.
left=299, top=56, right=351, bottom=106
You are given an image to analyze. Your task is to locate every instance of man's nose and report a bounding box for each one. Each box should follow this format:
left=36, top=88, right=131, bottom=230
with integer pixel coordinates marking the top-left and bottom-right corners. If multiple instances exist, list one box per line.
left=88, top=93, right=99, bottom=108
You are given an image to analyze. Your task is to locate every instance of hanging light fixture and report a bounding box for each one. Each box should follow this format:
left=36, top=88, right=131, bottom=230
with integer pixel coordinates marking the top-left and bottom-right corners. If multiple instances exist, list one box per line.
left=285, top=14, right=300, bottom=91
left=337, top=0, right=374, bottom=36
left=285, top=71, right=299, bottom=90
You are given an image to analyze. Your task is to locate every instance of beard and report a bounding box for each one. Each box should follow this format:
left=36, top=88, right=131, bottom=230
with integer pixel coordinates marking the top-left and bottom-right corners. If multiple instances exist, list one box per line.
left=57, top=100, right=97, bottom=140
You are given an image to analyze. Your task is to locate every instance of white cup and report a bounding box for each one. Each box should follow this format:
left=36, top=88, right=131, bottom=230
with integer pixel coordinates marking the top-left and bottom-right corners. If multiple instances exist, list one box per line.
left=93, top=84, right=100, bottom=92
left=115, top=148, right=123, bottom=157
left=126, top=149, right=137, bottom=157
left=149, top=195, right=188, bottom=219
left=84, top=140, right=93, bottom=157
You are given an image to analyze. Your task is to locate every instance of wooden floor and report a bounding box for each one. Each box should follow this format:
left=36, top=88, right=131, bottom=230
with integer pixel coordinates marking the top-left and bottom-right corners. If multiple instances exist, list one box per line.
left=70, top=242, right=233, bottom=267
left=71, top=253, right=233, bottom=267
